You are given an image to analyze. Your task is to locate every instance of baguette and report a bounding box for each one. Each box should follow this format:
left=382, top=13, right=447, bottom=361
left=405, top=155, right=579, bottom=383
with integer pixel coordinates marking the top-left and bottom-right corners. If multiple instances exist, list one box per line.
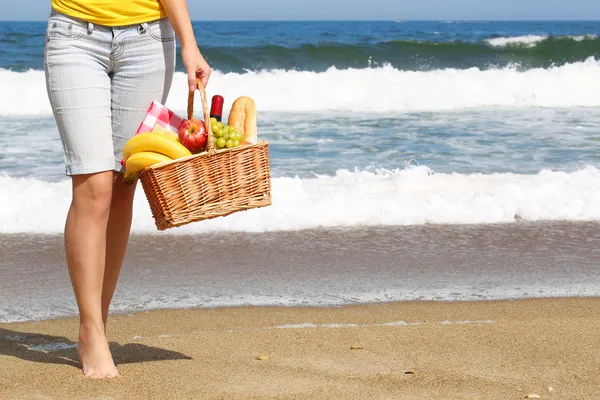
left=228, top=96, right=257, bottom=144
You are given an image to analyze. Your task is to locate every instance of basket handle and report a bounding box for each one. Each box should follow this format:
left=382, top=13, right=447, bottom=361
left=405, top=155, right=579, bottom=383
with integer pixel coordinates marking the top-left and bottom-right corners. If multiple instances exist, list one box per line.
left=187, top=78, right=215, bottom=154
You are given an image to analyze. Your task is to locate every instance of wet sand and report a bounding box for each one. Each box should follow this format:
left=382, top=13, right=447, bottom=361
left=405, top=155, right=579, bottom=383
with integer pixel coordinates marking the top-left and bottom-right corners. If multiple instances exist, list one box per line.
left=1, top=298, right=600, bottom=399
left=2, top=222, right=600, bottom=322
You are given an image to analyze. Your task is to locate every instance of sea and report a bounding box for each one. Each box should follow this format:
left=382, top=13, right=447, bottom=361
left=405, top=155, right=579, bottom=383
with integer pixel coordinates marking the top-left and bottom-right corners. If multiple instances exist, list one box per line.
left=1, top=20, right=600, bottom=323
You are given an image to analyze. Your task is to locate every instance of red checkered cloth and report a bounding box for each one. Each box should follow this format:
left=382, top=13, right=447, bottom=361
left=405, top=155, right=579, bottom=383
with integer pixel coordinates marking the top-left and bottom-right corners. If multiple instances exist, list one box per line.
left=136, top=100, right=186, bottom=134
left=120, top=101, right=187, bottom=168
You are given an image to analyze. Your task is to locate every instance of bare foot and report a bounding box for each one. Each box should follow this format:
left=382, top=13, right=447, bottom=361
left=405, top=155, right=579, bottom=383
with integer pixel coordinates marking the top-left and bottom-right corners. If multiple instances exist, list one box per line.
left=77, top=322, right=120, bottom=379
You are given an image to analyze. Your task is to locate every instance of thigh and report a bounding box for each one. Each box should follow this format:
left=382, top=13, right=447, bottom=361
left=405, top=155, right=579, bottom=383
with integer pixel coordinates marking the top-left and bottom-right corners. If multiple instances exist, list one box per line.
left=44, top=12, right=114, bottom=176
left=110, top=18, right=176, bottom=172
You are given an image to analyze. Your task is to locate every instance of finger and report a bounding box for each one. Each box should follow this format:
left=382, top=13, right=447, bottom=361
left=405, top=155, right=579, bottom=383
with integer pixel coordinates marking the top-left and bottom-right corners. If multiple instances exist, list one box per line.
left=199, top=68, right=212, bottom=89
left=201, top=75, right=209, bottom=89
left=187, top=69, right=197, bottom=92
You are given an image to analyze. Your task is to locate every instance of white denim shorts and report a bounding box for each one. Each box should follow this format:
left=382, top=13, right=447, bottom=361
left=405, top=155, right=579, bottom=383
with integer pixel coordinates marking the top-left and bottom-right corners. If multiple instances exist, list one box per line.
left=44, top=10, right=176, bottom=175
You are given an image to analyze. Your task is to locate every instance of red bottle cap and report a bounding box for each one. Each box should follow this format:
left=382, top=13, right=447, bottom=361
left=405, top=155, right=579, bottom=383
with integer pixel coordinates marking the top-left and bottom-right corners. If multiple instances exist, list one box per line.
left=210, top=95, right=224, bottom=117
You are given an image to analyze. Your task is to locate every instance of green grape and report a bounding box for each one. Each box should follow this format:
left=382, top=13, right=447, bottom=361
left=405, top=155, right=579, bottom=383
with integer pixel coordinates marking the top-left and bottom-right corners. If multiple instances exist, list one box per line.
left=223, top=132, right=230, bottom=141
left=236, top=132, right=245, bottom=141
left=216, top=137, right=227, bottom=149
left=210, top=117, right=218, bottom=125
left=211, top=122, right=219, bottom=132
left=233, top=139, right=240, bottom=147
left=225, top=139, right=234, bottom=149
left=216, top=121, right=224, bottom=130
left=227, top=125, right=237, bottom=135
left=213, top=128, right=224, bottom=138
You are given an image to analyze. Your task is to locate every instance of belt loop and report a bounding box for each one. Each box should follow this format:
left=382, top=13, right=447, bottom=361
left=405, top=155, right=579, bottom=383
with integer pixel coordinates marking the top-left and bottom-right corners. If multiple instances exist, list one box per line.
left=86, top=22, right=94, bottom=34
left=138, top=23, right=148, bottom=34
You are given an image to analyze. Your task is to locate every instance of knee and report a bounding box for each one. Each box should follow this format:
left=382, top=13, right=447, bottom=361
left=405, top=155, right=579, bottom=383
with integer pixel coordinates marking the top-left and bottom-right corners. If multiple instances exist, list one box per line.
left=72, top=173, right=114, bottom=219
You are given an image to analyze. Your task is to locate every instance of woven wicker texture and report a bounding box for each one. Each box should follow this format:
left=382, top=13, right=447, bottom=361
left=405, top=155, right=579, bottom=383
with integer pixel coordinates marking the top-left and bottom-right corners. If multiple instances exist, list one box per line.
left=139, top=79, right=272, bottom=230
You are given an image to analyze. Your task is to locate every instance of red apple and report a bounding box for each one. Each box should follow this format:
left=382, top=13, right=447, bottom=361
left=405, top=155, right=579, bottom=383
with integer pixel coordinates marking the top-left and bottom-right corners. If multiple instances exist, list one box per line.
left=178, top=119, right=207, bottom=153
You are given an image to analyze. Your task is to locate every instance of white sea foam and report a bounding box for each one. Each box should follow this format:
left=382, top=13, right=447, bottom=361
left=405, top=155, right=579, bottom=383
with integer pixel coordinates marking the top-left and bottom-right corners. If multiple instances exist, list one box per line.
left=486, top=34, right=598, bottom=48
left=2, top=165, right=600, bottom=234
left=486, top=35, right=548, bottom=47
left=2, top=58, right=600, bottom=116
left=571, top=34, right=598, bottom=41
left=128, top=320, right=497, bottom=341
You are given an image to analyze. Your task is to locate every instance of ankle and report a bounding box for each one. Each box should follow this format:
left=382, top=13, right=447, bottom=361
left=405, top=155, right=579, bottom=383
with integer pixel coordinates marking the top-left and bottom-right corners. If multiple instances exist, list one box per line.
left=79, top=320, right=105, bottom=335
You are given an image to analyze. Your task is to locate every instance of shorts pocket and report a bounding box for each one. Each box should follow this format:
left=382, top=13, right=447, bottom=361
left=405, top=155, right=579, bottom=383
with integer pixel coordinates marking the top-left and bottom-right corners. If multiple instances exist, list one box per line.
left=47, top=17, right=87, bottom=41
left=146, top=19, right=175, bottom=42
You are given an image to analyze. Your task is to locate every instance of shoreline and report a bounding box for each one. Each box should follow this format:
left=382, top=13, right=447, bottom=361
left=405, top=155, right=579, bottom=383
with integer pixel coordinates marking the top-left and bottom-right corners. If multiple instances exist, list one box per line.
left=3, top=221, right=600, bottom=323
left=2, top=297, right=600, bottom=399
left=4, top=294, right=600, bottom=325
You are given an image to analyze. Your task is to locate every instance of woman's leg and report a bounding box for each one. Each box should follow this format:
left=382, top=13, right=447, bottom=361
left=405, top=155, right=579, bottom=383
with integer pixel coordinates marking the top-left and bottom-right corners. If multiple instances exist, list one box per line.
left=45, top=12, right=118, bottom=378
left=101, top=174, right=136, bottom=328
left=101, top=18, right=176, bottom=328
left=66, top=172, right=119, bottom=379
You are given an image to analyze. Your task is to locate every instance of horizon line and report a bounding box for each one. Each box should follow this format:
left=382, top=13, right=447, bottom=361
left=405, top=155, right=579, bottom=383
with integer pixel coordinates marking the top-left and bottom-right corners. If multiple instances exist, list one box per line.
left=1, top=18, right=600, bottom=23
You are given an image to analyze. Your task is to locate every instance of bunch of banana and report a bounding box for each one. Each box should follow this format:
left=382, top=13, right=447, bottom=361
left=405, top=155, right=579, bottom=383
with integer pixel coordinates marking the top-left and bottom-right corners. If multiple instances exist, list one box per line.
left=122, top=131, right=192, bottom=184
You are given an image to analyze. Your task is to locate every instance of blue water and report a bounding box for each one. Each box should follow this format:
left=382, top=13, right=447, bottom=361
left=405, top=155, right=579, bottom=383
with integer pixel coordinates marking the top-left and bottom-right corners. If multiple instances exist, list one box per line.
left=1, top=20, right=600, bottom=72
left=0, top=20, right=599, bottom=182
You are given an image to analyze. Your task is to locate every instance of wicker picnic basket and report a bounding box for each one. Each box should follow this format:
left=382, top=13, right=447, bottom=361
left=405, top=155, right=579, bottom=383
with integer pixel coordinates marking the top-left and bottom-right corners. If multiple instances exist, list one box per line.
left=138, top=79, right=272, bottom=231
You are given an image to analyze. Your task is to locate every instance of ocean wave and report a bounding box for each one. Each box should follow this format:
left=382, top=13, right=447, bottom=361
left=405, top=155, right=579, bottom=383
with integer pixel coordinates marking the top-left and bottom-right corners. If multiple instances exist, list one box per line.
left=2, top=166, right=600, bottom=234
left=187, top=35, right=600, bottom=71
left=485, top=34, right=598, bottom=48
left=3, top=34, right=600, bottom=73
left=485, top=35, right=547, bottom=47
left=2, top=58, right=600, bottom=116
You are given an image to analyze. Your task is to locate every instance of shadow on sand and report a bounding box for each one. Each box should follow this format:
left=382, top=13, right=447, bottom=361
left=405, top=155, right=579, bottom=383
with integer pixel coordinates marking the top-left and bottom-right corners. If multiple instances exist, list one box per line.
left=0, top=327, right=191, bottom=369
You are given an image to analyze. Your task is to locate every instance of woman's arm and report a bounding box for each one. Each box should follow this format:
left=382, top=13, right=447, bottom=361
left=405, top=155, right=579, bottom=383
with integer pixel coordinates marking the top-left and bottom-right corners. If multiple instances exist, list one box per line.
left=161, top=0, right=212, bottom=91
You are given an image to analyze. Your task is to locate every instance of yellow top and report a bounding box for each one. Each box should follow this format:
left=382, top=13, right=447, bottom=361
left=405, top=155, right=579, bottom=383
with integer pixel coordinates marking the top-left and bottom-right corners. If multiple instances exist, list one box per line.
left=51, top=0, right=166, bottom=26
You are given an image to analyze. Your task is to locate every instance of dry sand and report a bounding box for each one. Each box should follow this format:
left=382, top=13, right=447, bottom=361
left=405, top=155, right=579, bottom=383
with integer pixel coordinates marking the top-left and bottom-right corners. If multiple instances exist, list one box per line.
left=1, top=298, right=600, bottom=399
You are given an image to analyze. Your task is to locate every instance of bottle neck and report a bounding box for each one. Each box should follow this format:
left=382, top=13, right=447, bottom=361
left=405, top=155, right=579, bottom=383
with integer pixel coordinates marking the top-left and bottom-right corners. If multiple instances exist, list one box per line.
left=210, top=95, right=225, bottom=122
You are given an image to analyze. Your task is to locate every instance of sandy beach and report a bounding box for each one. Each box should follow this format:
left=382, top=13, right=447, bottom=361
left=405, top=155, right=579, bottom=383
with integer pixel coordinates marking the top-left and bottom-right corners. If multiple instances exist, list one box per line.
left=1, top=224, right=600, bottom=398
left=1, top=298, right=600, bottom=399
